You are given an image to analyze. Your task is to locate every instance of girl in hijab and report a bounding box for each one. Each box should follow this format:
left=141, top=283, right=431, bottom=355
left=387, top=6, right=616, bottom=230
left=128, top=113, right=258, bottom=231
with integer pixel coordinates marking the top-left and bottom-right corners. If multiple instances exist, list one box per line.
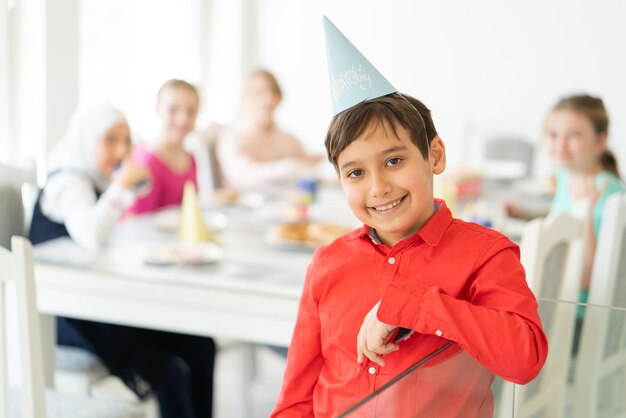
left=29, top=104, right=150, bottom=249
left=29, top=104, right=217, bottom=418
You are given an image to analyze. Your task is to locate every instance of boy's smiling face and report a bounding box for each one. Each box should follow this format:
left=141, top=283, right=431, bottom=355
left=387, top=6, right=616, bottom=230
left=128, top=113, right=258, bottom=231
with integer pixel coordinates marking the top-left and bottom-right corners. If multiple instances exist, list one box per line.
left=337, top=120, right=446, bottom=247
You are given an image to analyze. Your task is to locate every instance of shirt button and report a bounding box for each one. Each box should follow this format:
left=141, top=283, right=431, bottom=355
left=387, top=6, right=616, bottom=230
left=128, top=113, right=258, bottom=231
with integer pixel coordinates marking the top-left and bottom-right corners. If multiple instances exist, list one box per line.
left=435, top=329, right=443, bottom=337
left=388, top=257, right=396, bottom=265
left=368, top=366, right=377, bottom=375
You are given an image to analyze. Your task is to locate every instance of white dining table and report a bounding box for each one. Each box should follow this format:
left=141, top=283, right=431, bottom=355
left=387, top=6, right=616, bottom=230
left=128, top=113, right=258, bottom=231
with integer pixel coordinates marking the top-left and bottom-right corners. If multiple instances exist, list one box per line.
left=32, top=186, right=358, bottom=417
left=34, top=212, right=310, bottom=347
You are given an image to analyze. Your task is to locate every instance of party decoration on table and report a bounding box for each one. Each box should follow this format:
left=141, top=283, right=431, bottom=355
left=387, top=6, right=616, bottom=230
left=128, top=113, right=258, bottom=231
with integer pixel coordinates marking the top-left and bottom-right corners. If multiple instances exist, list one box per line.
left=179, top=180, right=218, bottom=243
left=441, top=168, right=485, bottom=218
left=323, top=16, right=397, bottom=116
left=291, top=177, right=318, bottom=222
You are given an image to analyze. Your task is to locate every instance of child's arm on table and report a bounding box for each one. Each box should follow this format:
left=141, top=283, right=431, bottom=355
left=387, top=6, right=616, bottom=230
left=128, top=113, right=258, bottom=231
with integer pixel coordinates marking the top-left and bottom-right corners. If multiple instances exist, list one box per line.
left=43, top=172, right=137, bottom=250
left=357, top=238, right=548, bottom=384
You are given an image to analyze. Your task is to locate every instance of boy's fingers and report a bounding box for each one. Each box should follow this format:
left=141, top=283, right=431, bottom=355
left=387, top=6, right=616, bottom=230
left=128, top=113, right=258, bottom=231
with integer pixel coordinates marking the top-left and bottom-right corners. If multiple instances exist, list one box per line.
left=373, top=342, right=399, bottom=355
left=356, top=322, right=367, bottom=363
left=363, top=350, right=385, bottom=367
left=356, top=336, right=364, bottom=363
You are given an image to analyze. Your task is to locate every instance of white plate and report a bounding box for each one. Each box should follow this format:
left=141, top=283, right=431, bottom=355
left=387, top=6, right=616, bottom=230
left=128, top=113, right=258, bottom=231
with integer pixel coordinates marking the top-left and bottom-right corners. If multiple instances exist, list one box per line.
left=208, top=191, right=266, bottom=209
left=154, top=208, right=228, bottom=232
left=142, top=242, right=224, bottom=266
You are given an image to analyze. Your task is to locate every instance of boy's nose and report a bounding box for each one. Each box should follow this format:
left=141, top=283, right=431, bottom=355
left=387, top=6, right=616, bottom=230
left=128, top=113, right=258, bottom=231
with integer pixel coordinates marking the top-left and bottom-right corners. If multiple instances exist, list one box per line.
left=369, top=173, right=391, bottom=197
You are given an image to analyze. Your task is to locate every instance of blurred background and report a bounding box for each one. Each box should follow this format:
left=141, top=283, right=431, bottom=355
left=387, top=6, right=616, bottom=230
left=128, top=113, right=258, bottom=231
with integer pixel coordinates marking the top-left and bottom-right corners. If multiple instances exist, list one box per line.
left=1, top=0, right=625, bottom=181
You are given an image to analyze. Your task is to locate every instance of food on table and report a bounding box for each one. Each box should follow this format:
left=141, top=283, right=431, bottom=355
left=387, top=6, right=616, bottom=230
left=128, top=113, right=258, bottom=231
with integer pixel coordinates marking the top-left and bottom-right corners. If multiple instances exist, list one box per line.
left=213, top=188, right=239, bottom=204
left=273, top=222, right=352, bottom=245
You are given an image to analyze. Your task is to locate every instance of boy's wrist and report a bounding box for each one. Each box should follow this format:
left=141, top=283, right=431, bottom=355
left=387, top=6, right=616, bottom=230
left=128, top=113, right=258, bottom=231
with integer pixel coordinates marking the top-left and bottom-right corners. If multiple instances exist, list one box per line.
left=377, top=284, right=427, bottom=328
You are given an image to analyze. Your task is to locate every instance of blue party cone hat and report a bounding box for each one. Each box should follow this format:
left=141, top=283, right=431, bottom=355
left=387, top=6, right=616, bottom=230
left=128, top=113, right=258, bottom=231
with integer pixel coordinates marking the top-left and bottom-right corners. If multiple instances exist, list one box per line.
left=323, top=16, right=397, bottom=116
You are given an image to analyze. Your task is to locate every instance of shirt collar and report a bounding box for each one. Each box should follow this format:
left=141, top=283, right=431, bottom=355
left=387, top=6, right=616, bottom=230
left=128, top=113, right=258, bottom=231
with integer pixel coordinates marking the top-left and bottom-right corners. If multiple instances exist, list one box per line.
left=351, top=199, right=453, bottom=247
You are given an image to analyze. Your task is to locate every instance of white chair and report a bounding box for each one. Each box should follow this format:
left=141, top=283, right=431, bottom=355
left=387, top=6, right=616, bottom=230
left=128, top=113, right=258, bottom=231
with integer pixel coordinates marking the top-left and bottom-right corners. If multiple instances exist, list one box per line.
left=0, top=185, right=25, bottom=250
left=0, top=236, right=145, bottom=418
left=190, top=122, right=225, bottom=200
left=574, top=193, right=626, bottom=418
left=520, top=211, right=586, bottom=302
left=0, top=162, right=111, bottom=397
left=483, top=137, right=535, bottom=182
left=0, top=161, right=38, bottom=187
left=0, top=161, right=38, bottom=245
left=499, top=211, right=585, bottom=418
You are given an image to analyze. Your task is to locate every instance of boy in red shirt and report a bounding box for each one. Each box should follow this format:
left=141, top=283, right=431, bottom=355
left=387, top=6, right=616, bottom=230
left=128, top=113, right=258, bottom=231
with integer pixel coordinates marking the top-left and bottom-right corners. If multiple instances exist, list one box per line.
left=271, top=17, right=548, bottom=418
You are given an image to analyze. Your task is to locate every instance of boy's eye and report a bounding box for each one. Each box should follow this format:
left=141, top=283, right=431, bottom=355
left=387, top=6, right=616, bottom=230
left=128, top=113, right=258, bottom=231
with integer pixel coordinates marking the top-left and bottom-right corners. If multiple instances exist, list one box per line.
left=386, top=157, right=402, bottom=167
left=347, top=169, right=363, bottom=178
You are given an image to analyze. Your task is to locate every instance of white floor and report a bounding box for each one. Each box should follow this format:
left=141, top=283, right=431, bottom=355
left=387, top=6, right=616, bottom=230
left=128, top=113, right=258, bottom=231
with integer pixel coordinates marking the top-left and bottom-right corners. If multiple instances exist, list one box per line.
left=81, top=343, right=288, bottom=418
left=214, top=344, right=287, bottom=418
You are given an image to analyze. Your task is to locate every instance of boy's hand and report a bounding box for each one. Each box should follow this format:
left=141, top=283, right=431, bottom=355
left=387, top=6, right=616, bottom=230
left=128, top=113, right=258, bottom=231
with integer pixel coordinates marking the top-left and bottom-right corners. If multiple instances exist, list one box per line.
left=357, top=301, right=399, bottom=367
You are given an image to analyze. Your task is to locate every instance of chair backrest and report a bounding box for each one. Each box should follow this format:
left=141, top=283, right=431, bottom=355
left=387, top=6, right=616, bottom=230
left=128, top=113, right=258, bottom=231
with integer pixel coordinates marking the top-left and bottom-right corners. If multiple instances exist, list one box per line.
left=0, top=162, right=38, bottom=188
left=499, top=211, right=586, bottom=418
left=0, top=185, right=25, bottom=250
left=0, top=161, right=39, bottom=240
left=483, top=137, right=534, bottom=181
left=199, top=122, right=225, bottom=191
left=574, top=193, right=626, bottom=418
left=521, top=211, right=586, bottom=302
left=0, top=236, right=47, bottom=418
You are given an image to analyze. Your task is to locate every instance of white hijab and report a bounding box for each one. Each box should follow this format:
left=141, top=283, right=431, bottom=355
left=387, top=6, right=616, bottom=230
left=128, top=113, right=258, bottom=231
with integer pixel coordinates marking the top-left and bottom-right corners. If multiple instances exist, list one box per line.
left=47, top=104, right=128, bottom=192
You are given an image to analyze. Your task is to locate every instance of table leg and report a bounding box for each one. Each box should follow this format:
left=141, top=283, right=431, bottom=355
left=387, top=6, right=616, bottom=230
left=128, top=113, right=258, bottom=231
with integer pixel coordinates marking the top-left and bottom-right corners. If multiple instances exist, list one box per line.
left=231, top=343, right=256, bottom=418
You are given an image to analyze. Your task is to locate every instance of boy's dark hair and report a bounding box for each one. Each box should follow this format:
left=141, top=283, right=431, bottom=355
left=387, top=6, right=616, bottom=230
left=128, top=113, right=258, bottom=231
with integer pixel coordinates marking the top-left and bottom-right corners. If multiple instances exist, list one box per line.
left=324, top=93, right=438, bottom=171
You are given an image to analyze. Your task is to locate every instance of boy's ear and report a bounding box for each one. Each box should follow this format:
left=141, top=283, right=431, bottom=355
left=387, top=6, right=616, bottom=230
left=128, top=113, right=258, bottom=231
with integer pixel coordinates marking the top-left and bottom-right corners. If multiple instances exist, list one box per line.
left=430, top=135, right=446, bottom=174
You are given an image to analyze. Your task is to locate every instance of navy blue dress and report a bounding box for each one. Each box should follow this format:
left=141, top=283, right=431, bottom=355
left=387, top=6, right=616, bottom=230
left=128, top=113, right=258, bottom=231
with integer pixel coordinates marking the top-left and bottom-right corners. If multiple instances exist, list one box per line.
left=30, top=173, right=216, bottom=418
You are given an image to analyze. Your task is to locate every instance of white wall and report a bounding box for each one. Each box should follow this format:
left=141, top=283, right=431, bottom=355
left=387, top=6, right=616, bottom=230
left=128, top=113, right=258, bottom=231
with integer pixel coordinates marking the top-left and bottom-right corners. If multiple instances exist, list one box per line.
left=6, top=0, right=626, bottom=178
left=6, top=0, right=78, bottom=179
left=245, top=0, right=626, bottom=175
left=0, top=0, right=9, bottom=160
left=79, top=0, right=203, bottom=142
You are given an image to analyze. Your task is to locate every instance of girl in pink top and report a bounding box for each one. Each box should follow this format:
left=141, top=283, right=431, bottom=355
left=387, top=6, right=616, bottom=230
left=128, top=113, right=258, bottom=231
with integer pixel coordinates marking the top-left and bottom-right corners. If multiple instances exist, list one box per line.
left=128, top=79, right=200, bottom=214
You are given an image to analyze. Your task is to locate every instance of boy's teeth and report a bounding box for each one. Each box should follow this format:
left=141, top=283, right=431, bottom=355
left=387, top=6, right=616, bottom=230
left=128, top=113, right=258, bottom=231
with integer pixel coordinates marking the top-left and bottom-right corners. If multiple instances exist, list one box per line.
left=374, top=198, right=402, bottom=211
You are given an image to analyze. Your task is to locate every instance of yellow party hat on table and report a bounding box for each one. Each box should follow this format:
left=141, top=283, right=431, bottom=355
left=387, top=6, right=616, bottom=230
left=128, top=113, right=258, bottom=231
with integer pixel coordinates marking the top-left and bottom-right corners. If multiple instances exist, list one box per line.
left=179, top=180, right=216, bottom=243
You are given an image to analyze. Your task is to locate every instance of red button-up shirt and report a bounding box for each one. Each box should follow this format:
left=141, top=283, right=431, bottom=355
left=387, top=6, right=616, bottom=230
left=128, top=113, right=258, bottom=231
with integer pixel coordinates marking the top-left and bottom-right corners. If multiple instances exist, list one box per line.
left=272, top=200, right=548, bottom=417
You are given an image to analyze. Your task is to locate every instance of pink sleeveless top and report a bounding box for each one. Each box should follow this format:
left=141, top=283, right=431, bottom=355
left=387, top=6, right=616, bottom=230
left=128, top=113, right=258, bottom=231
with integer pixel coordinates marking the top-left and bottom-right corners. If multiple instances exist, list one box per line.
left=127, top=146, right=197, bottom=215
